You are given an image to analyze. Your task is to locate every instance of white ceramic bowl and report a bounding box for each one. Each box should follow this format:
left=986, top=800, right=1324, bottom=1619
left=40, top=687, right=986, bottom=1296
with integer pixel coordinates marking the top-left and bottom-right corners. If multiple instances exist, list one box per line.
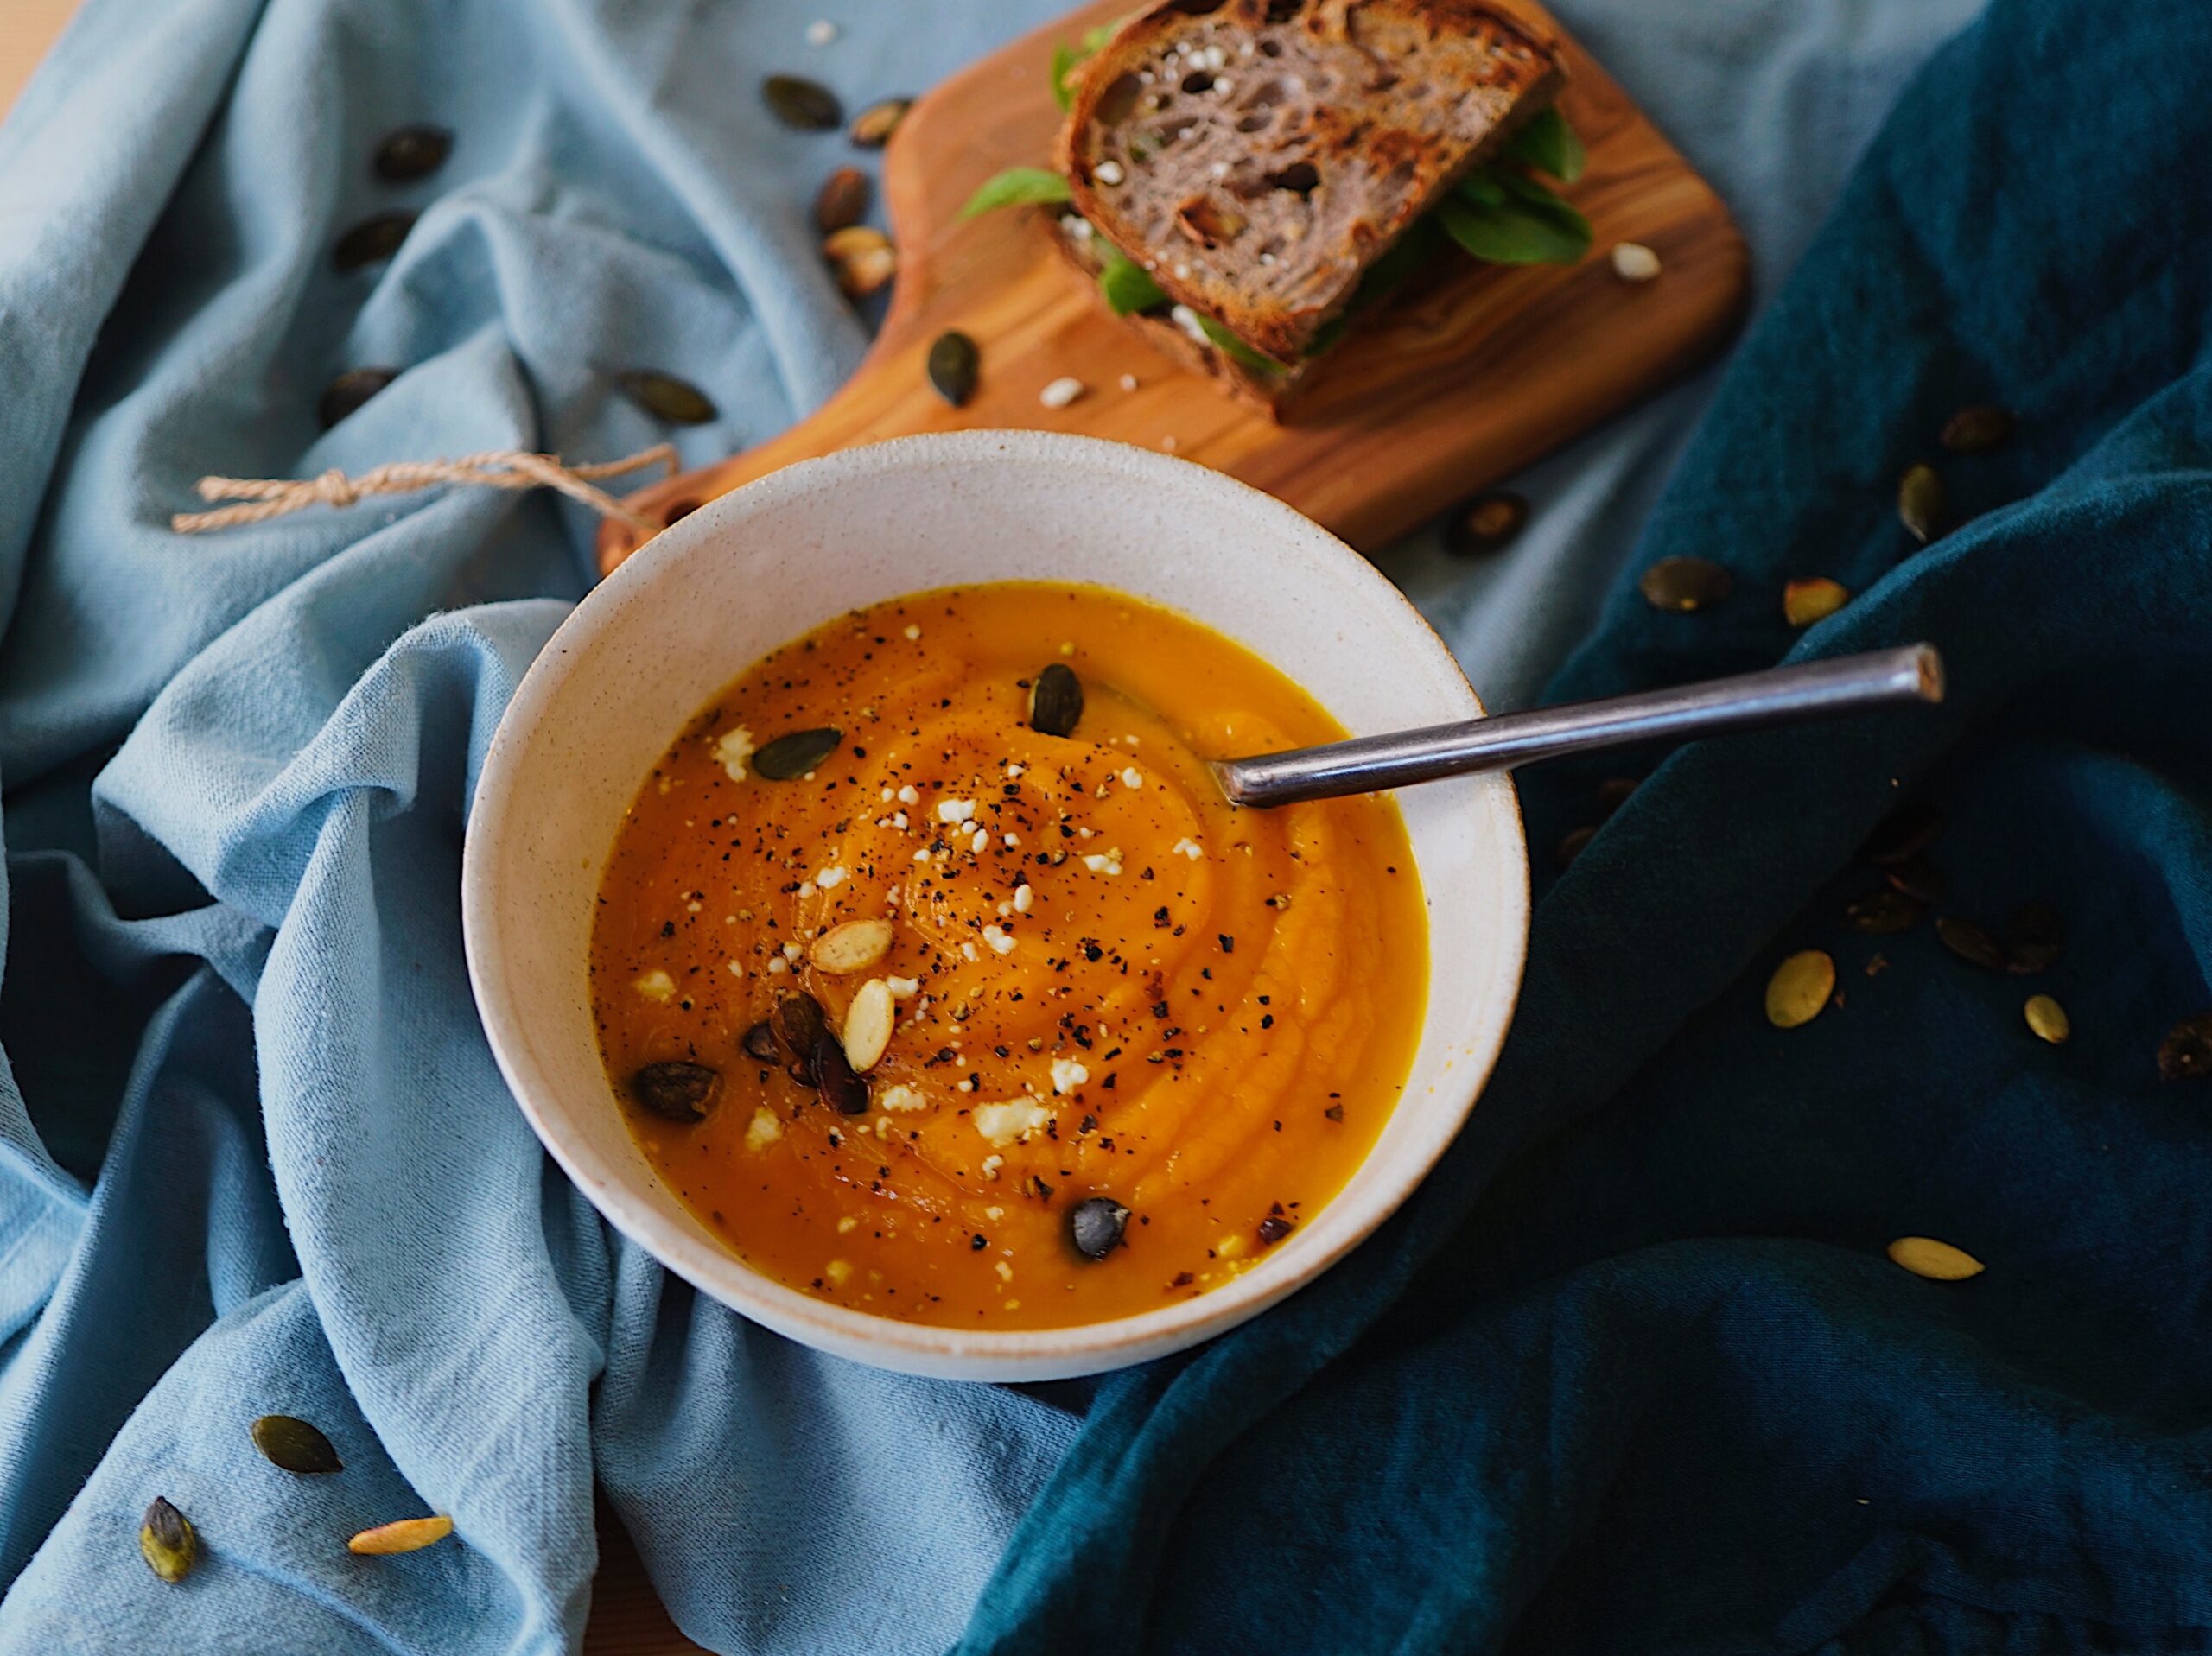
left=462, top=431, right=1529, bottom=1381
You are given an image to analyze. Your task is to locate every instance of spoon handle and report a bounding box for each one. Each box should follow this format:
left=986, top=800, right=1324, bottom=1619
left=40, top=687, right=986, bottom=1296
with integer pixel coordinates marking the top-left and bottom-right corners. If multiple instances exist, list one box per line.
left=1212, top=644, right=1944, bottom=809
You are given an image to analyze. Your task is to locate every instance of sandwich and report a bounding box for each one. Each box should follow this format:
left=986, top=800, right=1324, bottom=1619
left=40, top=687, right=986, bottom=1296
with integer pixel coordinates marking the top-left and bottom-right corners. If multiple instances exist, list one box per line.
left=963, top=0, right=1586, bottom=415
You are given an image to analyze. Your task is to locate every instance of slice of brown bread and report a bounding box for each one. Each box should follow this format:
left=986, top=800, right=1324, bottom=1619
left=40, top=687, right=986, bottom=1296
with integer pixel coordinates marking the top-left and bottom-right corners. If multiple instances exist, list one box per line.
left=1058, top=0, right=1565, bottom=365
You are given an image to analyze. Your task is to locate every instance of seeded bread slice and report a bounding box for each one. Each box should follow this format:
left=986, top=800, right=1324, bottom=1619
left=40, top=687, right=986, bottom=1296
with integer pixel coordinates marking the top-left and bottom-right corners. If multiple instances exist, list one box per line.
left=1058, top=0, right=1565, bottom=365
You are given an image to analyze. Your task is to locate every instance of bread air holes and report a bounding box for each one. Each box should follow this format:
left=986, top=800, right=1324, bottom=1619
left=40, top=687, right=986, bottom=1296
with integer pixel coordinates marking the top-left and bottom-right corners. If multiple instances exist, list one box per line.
left=1234, top=76, right=1290, bottom=133
left=1166, top=0, right=1229, bottom=13
left=1266, top=161, right=1320, bottom=194
left=1096, top=73, right=1144, bottom=125
left=1181, top=69, right=1216, bottom=93
left=1262, top=0, right=1305, bottom=21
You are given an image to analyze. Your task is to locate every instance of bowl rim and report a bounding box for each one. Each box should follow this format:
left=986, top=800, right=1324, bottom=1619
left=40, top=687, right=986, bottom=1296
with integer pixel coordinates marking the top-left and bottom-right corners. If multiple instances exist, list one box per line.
left=461, top=430, right=1530, bottom=1378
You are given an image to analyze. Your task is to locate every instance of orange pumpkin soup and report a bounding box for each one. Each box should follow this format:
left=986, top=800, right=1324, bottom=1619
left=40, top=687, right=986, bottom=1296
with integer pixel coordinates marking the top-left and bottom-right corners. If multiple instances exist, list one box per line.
left=588, top=581, right=1427, bottom=1329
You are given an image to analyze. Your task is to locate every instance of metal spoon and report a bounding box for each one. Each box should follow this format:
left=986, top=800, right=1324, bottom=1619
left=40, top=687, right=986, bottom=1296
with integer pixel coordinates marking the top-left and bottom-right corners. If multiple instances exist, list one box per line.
left=1212, top=644, right=1943, bottom=809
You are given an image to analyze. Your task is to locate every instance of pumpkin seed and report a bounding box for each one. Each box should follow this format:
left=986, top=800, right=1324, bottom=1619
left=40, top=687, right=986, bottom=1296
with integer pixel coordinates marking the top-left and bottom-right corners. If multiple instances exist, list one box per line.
left=1936, top=915, right=2007, bottom=972
left=2157, top=1011, right=2212, bottom=1082
left=663, top=498, right=700, bottom=526
left=630, top=1061, right=720, bottom=1123
left=842, top=979, right=895, bottom=1072
left=1256, top=1214, right=1294, bottom=1247
left=1861, top=800, right=1942, bottom=866
left=318, top=366, right=399, bottom=429
left=1638, top=556, right=1732, bottom=612
left=1555, top=825, right=1596, bottom=868
left=617, top=370, right=718, bottom=425
left=251, top=1413, right=342, bottom=1475
left=1882, top=855, right=1946, bottom=904
left=813, top=1032, right=869, bottom=1114
left=1765, top=949, right=1836, bottom=1029
left=810, top=918, right=894, bottom=974
left=824, top=225, right=897, bottom=296
left=1897, top=462, right=1945, bottom=543
left=1887, top=1235, right=1983, bottom=1280
left=1593, top=777, right=1638, bottom=816
left=849, top=97, right=912, bottom=149
left=773, top=993, right=830, bottom=1065
left=1067, top=1196, right=1129, bottom=1259
left=1783, top=576, right=1849, bottom=628
left=815, top=166, right=869, bottom=232
left=372, top=124, right=453, bottom=182
left=1443, top=491, right=1527, bottom=556
left=333, top=210, right=416, bottom=270
left=753, top=726, right=843, bottom=779
left=1843, top=888, right=1924, bottom=933
left=139, top=1496, right=197, bottom=1583
left=1029, top=663, right=1084, bottom=737
left=2004, top=902, right=2063, bottom=974
left=741, top=1020, right=781, bottom=1063
left=1940, top=403, right=2014, bottom=454
left=926, top=330, right=980, bottom=407
left=347, top=1514, right=454, bottom=1556
left=764, top=73, right=842, bottom=130
left=2024, top=993, right=2070, bottom=1044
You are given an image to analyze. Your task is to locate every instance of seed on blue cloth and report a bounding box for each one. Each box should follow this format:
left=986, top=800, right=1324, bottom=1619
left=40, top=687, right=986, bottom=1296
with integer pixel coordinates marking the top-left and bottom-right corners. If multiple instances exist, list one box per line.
left=927, top=330, right=981, bottom=408
left=2157, top=1012, right=2212, bottom=1082
left=1882, top=856, right=1945, bottom=904
left=372, top=124, right=454, bottom=183
left=1861, top=800, right=1942, bottom=866
left=1940, top=403, right=2014, bottom=454
left=317, top=367, right=399, bottom=429
left=1897, top=462, right=1945, bottom=543
left=347, top=1514, right=453, bottom=1555
left=765, top=73, right=842, bottom=130
left=2024, top=994, right=2070, bottom=1044
left=251, top=1414, right=342, bottom=1475
left=1843, top=888, right=1923, bottom=933
left=1765, top=950, right=1835, bottom=1028
left=815, top=166, right=869, bottom=233
left=1067, top=1196, right=1129, bottom=1259
left=1887, top=1235, right=1983, bottom=1280
left=1444, top=491, right=1527, bottom=556
left=1028, top=663, right=1084, bottom=736
left=332, top=210, right=416, bottom=271
left=1935, top=916, right=2007, bottom=973
left=1638, top=556, right=1731, bottom=612
left=617, top=370, right=718, bottom=426
left=139, top=1496, right=196, bottom=1583
left=631, top=1061, right=720, bottom=1123
left=741, top=1020, right=781, bottom=1063
left=1783, top=576, right=1849, bottom=628
left=752, top=726, right=843, bottom=778
left=2003, top=902, right=2063, bottom=974
left=849, top=97, right=912, bottom=149
left=813, top=1033, right=869, bottom=1114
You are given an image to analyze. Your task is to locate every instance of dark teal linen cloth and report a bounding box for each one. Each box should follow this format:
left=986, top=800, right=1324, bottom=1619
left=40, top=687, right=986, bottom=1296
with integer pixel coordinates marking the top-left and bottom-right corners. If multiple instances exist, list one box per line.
left=957, top=0, right=2212, bottom=1649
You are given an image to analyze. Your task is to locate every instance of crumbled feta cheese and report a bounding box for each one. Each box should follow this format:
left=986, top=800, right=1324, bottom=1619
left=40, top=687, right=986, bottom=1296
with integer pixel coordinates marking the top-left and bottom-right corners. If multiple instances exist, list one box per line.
left=981, top=1154, right=1003, bottom=1180
left=970, top=828, right=989, bottom=855
left=1051, top=1057, right=1090, bottom=1094
left=1060, top=214, right=1094, bottom=241
left=912, top=848, right=930, bottom=863
left=1080, top=851, right=1123, bottom=876
left=1172, top=837, right=1203, bottom=860
left=983, top=924, right=1016, bottom=956
left=880, top=1083, right=926, bottom=1111
left=745, top=1107, right=784, bottom=1151
left=1039, top=375, right=1086, bottom=409
left=836, top=1215, right=857, bottom=1233
left=1006, top=762, right=1025, bottom=778
left=903, top=624, right=921, bottom=639
left=985, top=1206, right=1006, bottom=1221
left=974, top=1097, right=1053, bottom=1145
left=961, top=942, right=979, bottom=961
left=767, top=956, right=789, bottom=974
left=711, top=728, right=754, bottom=781
left=898, top=784, right=920, bottom=805
left=1119, top=766, right=1143, bottom=789
left=995, top=1260, right=1014, bottom=1283
left=1013, top=885, right=1033, bottom=914
left=1003, top=833, right=1020, bottom=847
left=783, top=942, right=804, bottom=961
left=633, top=969, right=676, bottom=1001
left=891, top=812, right=908, bottom=829
left=937, top=797, right=976, bottom=824
left=816, top=866, right=847, bottom=890
left=887, top=976, right=919, bottom=999
left=824, top=1259, right=853, bottom=1286
left=728, top=960, right=745, bottom=977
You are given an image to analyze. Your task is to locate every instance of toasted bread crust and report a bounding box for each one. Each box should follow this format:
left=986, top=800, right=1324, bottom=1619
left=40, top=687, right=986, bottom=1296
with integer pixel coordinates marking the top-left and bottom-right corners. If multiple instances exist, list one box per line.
left=1059, top=0, right=1564, bottom=362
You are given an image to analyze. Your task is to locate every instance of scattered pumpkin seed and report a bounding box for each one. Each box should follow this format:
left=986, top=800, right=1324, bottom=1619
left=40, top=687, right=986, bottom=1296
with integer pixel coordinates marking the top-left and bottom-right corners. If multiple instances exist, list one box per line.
left=848, top=96, right=912, bottom=149
left=1443, top=491, right=1528, bottom=556
left=1940, top=403, right=2014, bottom=454
left=372, top=124, right=454, bottom=182
left=2003, top=902, right=2064, bottom=974
left=741, top=1020, right=781, bottom=1063
left=630, top=1061, right=720, bottom=1124
left=1638, top=555, right=1732, bottom=612
left=752, top=726, right=843, bottom=778
left=1783, top=576, right=1850, bottom=628
left=814, top=166, right=869, bottom=232
left=764, top=73, right=842, bottom=130
left=773, top=993, right=830, bottom=1064
left=1861, top=800, right=1942, bottom=866
left=842, top=979, right=895, bottom=1073
left=347, top=1514, right=454, bottom=1556
left=1067, top=1196, right=1129, bottom=1259
left=813, top=1032, right=869, bottom=1114
left=1256, top=1214, right=1294, bottom=1247
left=1897, top=462, right=1945, bottom=543
left=1029, top=663, right=1084, bottom=737
left=2157, top=1011, right=2212, bottom=1082
left=1594, top=777, right=1638, bottom=816
left=1882, top=855, right=1946, bottom=904
left=1843, top=888, right=1924, bottom=933
left=1935, top=915, right=2008, bottom=973
left=810, top=917, right=894, bottom=974
left=824, top=225, right=897, bottom=296
left=663, top=498, right=700, bottom=526
left=1555, top=825, right=1596, bottom=868
left=139, top=1496, right=197, bottom=1583
left=2024, top=993, right=2070, bottom=1044
left=1765, top=949, right=1836, bottom=1029
left=318, top=366, right=399, bottom=429
left=617, top=370, right=718, bottom=425
left=332, top=210, right=416, bottom=271
left=1886, top=1235, right=1983, bottom=1280
left=926, top=329, right=980, bottom=407
left=251, top=1414, right=342, bottom=1475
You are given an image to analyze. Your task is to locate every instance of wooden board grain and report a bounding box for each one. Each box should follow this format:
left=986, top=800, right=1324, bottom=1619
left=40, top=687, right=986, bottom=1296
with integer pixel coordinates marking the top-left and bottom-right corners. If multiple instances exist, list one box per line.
left=595, top=0, right=1747, bottom=575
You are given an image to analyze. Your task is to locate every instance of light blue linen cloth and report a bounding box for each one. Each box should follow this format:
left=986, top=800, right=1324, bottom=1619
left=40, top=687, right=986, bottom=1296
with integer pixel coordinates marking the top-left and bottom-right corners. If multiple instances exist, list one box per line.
left=0, top=0, right=1977, bottom=1648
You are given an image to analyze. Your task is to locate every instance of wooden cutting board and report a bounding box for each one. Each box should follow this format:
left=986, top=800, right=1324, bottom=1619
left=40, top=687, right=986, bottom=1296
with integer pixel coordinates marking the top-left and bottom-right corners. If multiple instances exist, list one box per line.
left=594, top=0, right=1746, bottom=578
